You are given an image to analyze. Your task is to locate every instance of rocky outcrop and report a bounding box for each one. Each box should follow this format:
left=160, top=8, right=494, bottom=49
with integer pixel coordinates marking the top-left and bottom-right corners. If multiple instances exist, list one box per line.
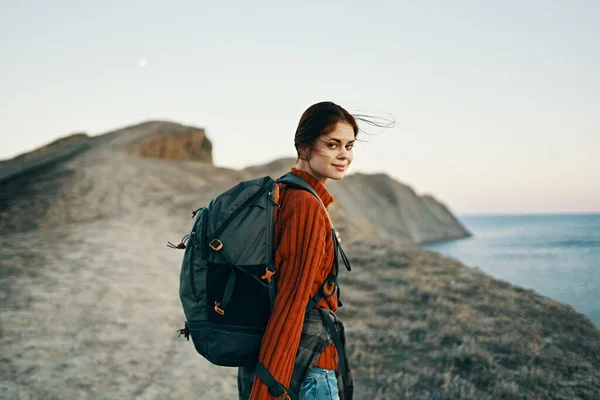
left=328, top=173, right=470, bottom=244
left=127, top=124, right=213, bottom=163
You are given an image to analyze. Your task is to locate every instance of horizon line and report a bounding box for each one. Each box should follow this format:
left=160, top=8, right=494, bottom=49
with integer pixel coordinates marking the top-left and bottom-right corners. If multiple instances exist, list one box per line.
left=457, top=212, right=600, bottom=217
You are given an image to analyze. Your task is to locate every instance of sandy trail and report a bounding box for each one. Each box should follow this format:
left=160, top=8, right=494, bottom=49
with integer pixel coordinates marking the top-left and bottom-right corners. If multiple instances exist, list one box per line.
left=1, top=205, right=240, bottom=399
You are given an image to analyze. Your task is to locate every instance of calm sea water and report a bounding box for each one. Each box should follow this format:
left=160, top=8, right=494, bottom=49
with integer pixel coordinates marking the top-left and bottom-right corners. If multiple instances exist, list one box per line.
left=425, top=214, right=600, bottom=327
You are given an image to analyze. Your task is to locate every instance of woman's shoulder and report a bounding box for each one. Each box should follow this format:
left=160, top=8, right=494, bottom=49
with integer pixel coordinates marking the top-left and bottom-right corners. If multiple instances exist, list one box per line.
left=282, top=185, right=324, bottom=208
left=280, top=185, right=330, bottom=221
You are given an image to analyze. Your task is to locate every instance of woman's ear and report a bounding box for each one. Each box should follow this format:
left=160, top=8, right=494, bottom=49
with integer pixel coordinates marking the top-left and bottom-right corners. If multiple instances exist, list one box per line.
left=297, top=145, right=310, bottom=161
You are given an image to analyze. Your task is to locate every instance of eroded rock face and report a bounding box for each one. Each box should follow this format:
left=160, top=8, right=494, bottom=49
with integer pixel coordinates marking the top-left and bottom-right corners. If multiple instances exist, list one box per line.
left=130, top=125, right=213, bottom=163
left=327, top=173, right=471, bottom=244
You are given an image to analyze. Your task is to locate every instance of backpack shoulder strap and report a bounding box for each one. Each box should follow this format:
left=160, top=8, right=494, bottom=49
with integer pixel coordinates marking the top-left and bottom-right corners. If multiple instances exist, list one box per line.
left=276, top=172, right=334, bottom=229
left=277, top=172, right=351, bottom=273
left=276, top=172, right=318, bottom=197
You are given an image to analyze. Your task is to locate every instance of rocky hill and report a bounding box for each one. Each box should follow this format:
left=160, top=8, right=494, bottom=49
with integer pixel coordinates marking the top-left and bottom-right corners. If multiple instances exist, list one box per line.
left=0, top=121, right=220, bottom=235
left=0, top=121, right=468, bottom=243
left=1, top=121, right=598, bottom=399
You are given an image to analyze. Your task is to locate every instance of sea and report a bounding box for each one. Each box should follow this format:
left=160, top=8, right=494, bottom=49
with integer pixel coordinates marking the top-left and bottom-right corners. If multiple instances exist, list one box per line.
left=425, top=213, right=600, bottom=327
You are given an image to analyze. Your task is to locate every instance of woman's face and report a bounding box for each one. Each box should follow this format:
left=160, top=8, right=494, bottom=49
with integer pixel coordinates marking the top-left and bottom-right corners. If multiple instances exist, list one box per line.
left=302, top=122, right=355, bottom=184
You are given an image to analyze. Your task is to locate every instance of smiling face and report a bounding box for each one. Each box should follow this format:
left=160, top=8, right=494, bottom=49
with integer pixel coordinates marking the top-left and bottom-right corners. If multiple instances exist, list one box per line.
left=295, top=121, right=355, bottom=184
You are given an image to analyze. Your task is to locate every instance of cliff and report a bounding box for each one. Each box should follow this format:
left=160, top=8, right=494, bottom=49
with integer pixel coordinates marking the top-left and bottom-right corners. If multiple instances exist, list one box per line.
left=328, top=173, right=470, bottom=244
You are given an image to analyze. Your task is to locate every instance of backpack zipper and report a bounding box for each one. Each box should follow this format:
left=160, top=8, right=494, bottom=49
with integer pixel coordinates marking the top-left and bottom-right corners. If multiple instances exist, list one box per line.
left=268, top=191, right=281, bottom=208
left=189, top=207, right=207, bottom=302
left=189, top=230, right=198, bottom=300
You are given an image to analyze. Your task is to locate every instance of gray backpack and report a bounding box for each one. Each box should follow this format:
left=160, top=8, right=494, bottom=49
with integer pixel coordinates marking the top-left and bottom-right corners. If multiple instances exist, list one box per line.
left=170, top=172, right=351, bottom=399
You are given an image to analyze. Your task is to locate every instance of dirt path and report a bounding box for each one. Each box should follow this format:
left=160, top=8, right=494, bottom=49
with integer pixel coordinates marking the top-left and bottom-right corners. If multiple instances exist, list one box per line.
left=0, top=206, right=239, bottom=399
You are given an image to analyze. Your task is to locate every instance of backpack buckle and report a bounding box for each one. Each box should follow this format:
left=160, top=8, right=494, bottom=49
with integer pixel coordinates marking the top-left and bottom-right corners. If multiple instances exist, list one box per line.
left=261, top=268, right=275, bottom=283
left=322, top=280, right=336, bottom=297
left=275, top=393, right=291, bottom=400
left=214, top=301, right=225, bottom=315
left=209, top=239, right=223, bottom=251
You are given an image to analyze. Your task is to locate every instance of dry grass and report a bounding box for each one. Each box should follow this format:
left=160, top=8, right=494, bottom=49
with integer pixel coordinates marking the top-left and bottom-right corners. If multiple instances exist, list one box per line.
left=337, top=239, right=600, bottom=399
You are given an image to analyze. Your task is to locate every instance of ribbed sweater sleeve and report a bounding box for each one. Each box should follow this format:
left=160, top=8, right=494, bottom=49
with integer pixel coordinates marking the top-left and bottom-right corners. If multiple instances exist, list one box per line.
left=249, top=190, right=329, bottom=400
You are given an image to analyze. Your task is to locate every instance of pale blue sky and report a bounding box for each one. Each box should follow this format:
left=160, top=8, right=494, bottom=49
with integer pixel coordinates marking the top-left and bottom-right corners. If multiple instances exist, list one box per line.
left=1, top=1, right=599, bottom=214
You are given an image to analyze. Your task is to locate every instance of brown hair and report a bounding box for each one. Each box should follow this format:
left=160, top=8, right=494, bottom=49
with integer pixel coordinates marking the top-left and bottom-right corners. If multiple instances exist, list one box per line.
left=294, top=101, right=395, bottom=160
left=294, top=101, right=358, bottom=159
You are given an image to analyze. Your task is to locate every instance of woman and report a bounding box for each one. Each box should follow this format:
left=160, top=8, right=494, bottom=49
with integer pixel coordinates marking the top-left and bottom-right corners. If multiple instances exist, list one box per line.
left=238, top=101, right=359, bottom=400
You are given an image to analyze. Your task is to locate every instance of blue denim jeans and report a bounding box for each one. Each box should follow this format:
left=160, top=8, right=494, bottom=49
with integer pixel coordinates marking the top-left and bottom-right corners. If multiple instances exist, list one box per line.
left=299, top=367, right=339, bottom=400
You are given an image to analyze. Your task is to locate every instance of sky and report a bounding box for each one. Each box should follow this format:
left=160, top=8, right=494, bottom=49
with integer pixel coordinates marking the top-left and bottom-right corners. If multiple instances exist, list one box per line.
left=1, top=1, right=599, bottom=214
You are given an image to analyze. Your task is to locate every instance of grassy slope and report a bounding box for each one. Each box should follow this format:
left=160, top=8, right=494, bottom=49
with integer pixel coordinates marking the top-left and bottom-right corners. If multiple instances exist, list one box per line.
left=338, top=239, right=600, bottom=399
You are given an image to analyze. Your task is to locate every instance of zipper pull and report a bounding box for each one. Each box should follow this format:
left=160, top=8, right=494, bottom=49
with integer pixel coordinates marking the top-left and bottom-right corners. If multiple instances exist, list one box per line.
left=177, top=323, right=190, bottom=341
left=268, top=192, right=281, bottom=209
left=167, top=234, right=190, bottom=250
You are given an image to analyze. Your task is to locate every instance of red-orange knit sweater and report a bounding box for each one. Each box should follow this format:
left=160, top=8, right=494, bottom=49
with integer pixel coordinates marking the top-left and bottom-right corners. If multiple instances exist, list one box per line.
left=249, top=168, right=339, bottom=399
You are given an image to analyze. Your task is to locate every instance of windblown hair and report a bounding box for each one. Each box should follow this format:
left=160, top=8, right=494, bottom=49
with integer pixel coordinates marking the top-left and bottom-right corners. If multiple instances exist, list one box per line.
left=294, top=101, right=394, bottom=159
